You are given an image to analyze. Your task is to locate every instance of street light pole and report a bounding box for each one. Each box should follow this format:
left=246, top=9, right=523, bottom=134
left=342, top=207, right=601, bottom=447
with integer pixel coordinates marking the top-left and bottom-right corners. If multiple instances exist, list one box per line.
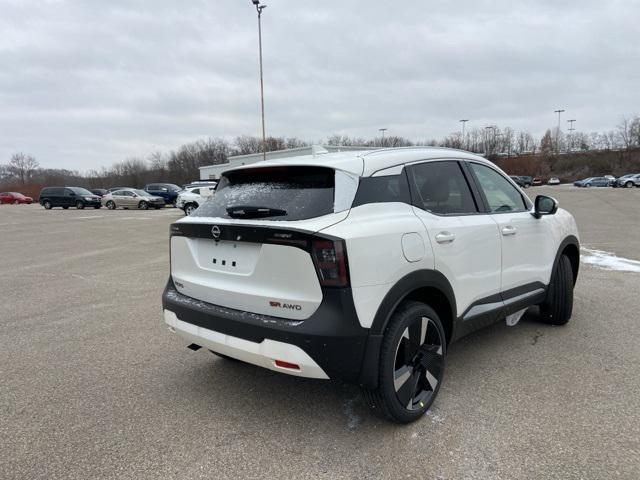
left=484, top=126, right=495, bottom=156
left=252, top=0, right=268, bottom=161
left=554, top=109, right=565, bottom=154
left=567, top=119, right=576, bottom=152
left=459, top=119, right=469, bottom=149
left=379, top=128, right=387, bottom=147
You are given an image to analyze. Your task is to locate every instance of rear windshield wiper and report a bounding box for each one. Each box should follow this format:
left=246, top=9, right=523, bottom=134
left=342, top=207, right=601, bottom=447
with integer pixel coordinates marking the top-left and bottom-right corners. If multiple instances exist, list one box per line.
left=226, top=205, right=287, bottom=218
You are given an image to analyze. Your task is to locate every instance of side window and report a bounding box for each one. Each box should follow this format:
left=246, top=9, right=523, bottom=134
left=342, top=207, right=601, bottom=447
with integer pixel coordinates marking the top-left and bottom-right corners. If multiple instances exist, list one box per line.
left=146, top=185, right=156, bottom=191
left=352, top=171, right=411, bottom=206
left=469, top=163, right=527, bottom=213
left=191, top=188, right=200, bottom=195
left=64, top=189, right=74, bottom=197
left=409, top=161, right=477, bottom=215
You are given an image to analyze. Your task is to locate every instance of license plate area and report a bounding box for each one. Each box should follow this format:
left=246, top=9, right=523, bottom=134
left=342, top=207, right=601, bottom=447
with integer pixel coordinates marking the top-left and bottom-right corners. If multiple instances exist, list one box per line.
left=192, top=238, right=261, bottom=275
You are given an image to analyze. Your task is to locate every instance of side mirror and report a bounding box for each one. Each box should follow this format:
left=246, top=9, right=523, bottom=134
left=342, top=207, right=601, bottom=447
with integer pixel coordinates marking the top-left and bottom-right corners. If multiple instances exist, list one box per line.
left=533, top=195, right=558, bottom=219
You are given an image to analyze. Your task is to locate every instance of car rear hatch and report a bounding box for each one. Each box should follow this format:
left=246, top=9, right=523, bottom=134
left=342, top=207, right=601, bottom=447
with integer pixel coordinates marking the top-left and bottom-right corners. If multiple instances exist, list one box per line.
left=170, top=165, right=358, bottom=320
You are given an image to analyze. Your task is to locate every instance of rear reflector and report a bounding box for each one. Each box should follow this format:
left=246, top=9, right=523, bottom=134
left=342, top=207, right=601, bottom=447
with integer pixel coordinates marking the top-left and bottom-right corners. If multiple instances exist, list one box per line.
left=274, top=360, right=300, bottom=370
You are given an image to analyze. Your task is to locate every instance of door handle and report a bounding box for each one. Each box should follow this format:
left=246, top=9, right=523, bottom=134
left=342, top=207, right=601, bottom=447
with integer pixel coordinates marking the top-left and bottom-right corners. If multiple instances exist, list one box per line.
left=501, top=225, right=517, bottom=236
left=435, top=231, right=456, bottom=244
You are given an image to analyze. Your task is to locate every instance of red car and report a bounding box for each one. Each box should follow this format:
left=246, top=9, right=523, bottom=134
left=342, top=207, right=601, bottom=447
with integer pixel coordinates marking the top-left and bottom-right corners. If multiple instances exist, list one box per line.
left=0, top=192, right=34, bottom=204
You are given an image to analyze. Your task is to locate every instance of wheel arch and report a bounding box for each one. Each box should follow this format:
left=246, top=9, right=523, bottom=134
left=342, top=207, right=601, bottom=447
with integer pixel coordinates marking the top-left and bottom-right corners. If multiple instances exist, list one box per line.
left=358, top=270, right=456, bottom=389
left=554, top=235, right=579, bottom=285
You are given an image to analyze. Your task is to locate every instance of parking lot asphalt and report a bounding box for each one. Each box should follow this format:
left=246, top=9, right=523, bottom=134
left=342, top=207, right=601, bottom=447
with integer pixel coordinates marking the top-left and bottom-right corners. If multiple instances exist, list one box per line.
left=1, top=187, right=640, bottom=480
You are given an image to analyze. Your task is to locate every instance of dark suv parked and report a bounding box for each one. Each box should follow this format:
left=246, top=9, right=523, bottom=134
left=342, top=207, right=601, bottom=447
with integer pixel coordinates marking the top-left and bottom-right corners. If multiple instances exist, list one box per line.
left=144, top=183, right=182, bottom=206
left=39, top=187, right=102, bottom=209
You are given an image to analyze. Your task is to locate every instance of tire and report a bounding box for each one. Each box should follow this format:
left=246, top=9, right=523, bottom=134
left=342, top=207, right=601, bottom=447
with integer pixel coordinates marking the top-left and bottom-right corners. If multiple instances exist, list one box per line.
left=13, top=200, right=19, bottom=205
left=63, top=206, right=69, bottom=209
left=106, top=201, right=116, bottom=210
left=184, top=203, right=198, bottom=216
left=76, top=201, right=84, bottom=209
left=138, top=201, right=149, bottom=210
left=625, top=182, right=633, bottom=188
left=43, top=200, right=52, bottom=210
left=94, top=205, right=101, bottom=209
left=539, top=255, right=574, bottom=325
left=363, top=301, right=446, bottom=423
left=585, top=183, right=591, bottom=188
left=172, top=200, right=177, bottom=208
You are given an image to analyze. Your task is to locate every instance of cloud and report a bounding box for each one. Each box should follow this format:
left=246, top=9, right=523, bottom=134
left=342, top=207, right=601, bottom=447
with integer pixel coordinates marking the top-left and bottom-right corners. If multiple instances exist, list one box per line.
left=0, top=0, right=638, bottom=170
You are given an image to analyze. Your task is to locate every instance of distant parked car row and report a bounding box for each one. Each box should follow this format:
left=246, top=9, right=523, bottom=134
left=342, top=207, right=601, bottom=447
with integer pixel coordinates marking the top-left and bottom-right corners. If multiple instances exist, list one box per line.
left=36, top=182, right=218, bottom=211
left=573, top=173, right=640, bottom=188
left=0, top=191, right=33, bottom=204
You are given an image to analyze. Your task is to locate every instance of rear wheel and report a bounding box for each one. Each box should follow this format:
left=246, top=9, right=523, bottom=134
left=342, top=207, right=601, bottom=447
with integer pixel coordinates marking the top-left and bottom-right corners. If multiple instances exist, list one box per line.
left=43, top=200, right=52, bottom=210
left=184, top=203, right=198, bottom=216
left=539, top=254, right=574, bottom=325
left=63, top=206, right=69, bottom=209
left=363, top=301, right=446, bottom=423
left=138, top=201, right=149, bottom=210
left=76, top=201, right=84, bottom=209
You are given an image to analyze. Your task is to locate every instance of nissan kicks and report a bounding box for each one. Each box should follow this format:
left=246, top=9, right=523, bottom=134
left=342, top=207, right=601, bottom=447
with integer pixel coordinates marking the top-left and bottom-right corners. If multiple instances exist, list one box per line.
left=162, top=147, right=580, bottom=423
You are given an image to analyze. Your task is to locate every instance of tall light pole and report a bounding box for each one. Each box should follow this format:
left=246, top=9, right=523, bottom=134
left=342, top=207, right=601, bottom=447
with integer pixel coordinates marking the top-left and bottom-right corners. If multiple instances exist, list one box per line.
left=567, top=119, right=576, bottom=152
left=554, top=109, right=565, bottom=154
left=484, top=126, right=495, bottom=156
left=459, top=119, right=469, bottom=149
left=252, top=0, right=267, bottom=161
left=379, top=128, right=388, bottom=147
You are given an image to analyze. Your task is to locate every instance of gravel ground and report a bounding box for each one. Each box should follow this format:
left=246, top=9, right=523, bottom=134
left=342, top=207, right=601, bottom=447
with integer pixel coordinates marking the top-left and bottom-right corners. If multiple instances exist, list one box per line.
left=1, top=187, right=639, bottom=480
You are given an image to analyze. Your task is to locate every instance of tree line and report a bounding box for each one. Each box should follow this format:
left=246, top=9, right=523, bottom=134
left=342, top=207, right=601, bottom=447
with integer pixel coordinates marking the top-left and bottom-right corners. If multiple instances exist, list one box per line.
left=2, top=115, right=639, bottom=194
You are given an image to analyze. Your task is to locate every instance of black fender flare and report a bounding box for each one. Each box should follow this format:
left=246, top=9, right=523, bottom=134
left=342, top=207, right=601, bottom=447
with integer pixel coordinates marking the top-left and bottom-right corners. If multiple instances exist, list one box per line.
left=358, top=270, right=456, bottom=388
left=551, top=235, right=580, bottom=286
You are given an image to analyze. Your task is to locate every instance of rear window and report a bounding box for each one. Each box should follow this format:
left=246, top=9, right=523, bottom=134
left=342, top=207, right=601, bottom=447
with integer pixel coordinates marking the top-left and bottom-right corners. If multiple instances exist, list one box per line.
left=192, top=166, right=358, bottom=221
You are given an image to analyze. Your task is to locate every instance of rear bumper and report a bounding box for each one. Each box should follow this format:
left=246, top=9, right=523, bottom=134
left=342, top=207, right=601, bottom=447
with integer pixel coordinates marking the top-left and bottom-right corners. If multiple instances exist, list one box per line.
left=162, top=279, right=369, bottom=383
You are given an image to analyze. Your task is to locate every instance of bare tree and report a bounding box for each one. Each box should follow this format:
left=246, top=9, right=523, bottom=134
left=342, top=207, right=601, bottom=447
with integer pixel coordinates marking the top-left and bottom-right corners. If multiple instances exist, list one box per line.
left=8, top=153, right=39, bottom=184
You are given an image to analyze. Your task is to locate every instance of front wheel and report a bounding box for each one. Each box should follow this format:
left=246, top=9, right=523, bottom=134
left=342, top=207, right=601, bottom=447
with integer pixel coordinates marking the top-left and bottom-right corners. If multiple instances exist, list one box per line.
left=106, top=201, right=116, bottom=210
left=539, top=254, right=574, bottom=325
left=626, top=182, right=634, bottom=188
left=138, top=201, right=149, bottom=210
left=43, top=201, right=52, bottom=210
left=363, top=301, right=446, bottom=423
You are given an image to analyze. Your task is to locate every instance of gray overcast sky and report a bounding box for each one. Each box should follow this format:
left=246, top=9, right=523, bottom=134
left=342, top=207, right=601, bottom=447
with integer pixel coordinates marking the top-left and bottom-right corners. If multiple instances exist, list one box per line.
left=1, top=0, right=638, bottom=171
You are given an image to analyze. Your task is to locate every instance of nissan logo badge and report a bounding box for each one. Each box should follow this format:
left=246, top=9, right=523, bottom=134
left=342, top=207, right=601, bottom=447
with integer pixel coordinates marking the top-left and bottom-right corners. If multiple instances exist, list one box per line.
left=211, top=225, right=221, bottom=240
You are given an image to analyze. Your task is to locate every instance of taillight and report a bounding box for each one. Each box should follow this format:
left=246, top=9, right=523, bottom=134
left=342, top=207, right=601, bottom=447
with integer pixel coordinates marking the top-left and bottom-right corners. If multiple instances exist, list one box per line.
left=311, top=239, right=349, bottom=287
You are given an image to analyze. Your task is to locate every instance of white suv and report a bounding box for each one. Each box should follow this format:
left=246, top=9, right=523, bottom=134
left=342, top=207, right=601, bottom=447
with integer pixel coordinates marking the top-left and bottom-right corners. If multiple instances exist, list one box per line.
left=163, top=147, right=580, bottom=423
left=176, top=185, right=216, bottom=216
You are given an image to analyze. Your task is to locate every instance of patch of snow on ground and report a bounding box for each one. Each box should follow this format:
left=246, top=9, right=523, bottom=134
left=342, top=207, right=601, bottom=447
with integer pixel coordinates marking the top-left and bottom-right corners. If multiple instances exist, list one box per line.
left=581, top=247, right=640, bottom=273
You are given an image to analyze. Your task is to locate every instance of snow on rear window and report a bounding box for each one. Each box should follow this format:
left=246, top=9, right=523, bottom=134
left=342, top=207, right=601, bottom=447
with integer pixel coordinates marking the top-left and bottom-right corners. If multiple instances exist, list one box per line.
left=193, top=166, right=357, bottom=221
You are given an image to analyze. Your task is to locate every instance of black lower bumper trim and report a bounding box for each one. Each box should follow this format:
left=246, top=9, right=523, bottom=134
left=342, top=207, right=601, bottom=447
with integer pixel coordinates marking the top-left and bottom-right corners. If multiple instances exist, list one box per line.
left=162, top=279, right=369, bottom=383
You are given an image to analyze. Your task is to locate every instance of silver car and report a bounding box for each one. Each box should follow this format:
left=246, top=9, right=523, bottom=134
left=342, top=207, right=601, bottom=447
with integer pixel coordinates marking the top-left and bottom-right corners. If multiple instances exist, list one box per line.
left=102, top=189, right=165, bottom=210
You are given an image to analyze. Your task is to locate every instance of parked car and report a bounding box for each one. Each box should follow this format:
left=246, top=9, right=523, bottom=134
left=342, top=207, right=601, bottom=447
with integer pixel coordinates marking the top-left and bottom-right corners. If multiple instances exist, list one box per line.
left=509, top=176, right=525, bottom=187
left=144, top=183, right=182, bottom=207
left=107, top=187, right=132, bottom=193
left=548, top=177, right=561, bottom=185
left=532, top=177, right=542, bottom=186
left=614, top=173, right=640, bottom=188
left=39, top=187, right=102, bottom=209
left=102, top=189, right=165, bottom=210
left=573, top=177, right=610, bottom=188
left=519, top=176, right=533, bottom=188
left=182, top=180, right=218, bottom=189
left=163, top=147, right=580, bottom=423
left=91, top=189, right=108, bottom=197
left=0, top=192, right=33, bottom=204
left=176, top=185, right=215, bottom=216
